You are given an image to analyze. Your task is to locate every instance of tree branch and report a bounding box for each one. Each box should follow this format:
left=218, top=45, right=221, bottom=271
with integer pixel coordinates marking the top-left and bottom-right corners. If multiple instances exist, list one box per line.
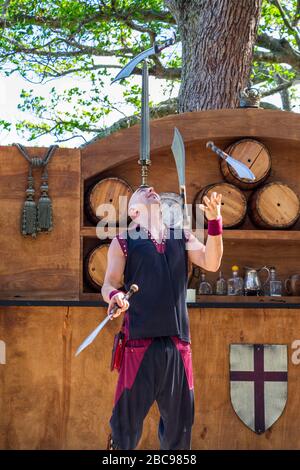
left=270, top=0, right=300, bottom=47
left=0, top=7, right=176, bottom=31
left=1, top=34, right=134, bottom=58
left=256, top=33, right=300, bottom=71
left=79, top=97, right=178, bottom=148
left=1, top=0, right=10, bottom=18
left=293, top=0, right=300, bottom=26
left=260, top=78, right=294, bottom=97
left=275, top=73, right=292, bottom=110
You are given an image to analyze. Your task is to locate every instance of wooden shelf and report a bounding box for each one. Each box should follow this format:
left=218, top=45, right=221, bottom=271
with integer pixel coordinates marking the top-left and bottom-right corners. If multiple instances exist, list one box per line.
left=80, top=226, right=127, bottom=237
left=1, top=295, right=300, bottom=308
left=219, top=230, right=300, bottom=241
left=80, top=226, right=98, bottom=237
left=81, top=226, right=300, bottom=241
left=76, top=292, right=300, bottom=308
left=195, top=295, right=300, bottom=305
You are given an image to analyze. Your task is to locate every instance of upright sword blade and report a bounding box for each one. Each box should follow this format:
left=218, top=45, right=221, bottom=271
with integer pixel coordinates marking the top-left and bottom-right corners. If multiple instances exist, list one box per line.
left=140, top=61, right=150, bottom=164
left=171, top=128, right=189, bottom=225
left=171, top=128, right=186, bottom=189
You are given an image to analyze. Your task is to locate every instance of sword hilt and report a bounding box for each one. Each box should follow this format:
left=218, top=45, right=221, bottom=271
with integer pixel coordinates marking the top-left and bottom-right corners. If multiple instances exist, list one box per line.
left=108, top=284, right=139, bottom=319
left=206, top=141, right=229, bottom=161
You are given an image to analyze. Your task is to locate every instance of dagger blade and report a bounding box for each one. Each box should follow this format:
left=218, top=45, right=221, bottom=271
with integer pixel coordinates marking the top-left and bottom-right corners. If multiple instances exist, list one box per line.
left=75, top=284, right=139, bottom=357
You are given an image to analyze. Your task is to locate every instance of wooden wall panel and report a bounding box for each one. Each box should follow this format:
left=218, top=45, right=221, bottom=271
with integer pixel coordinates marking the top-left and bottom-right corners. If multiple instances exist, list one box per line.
left=81, top=109, right=300, bottom=180
left=0, top=307, right=66, bottom=449
left=1, top=306, right=300, bottom=450
left=0, top=147, right=81, bottom=300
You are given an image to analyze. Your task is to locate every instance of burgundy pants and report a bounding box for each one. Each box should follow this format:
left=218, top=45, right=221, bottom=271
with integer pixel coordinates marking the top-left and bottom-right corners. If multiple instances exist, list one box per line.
left=109, top=336, right=194, bottom=450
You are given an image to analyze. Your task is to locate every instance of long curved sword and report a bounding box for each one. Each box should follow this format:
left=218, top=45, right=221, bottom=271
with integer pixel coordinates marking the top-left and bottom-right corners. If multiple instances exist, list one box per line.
left=171, top=127, right=189, bottom=226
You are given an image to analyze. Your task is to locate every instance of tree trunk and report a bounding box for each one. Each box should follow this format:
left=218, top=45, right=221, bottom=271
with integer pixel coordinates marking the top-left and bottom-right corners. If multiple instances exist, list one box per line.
left=275, top=74, right=292, bottom=111
left=164, top=0, right=262, bottom=112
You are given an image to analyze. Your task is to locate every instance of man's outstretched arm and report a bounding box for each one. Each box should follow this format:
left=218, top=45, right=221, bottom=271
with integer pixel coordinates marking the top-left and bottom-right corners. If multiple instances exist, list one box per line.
left=185, top=192, right=223, bottom=272
left=185, top=227, right=223, bottom=272
left=101, top=237, right=129, bottom=318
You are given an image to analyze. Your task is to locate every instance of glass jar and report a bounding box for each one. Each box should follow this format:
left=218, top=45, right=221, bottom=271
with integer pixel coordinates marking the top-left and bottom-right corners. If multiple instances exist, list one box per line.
left=264, top=266, right=282, bottom=296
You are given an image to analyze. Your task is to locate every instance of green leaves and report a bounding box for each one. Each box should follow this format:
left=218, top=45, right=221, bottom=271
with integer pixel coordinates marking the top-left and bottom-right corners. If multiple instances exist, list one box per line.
left=0, top=0, right=299, bottom=144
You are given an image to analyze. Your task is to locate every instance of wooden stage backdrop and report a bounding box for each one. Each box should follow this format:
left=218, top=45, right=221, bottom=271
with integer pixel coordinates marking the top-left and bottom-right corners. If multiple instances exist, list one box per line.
left=1, top=306, right=300, bottom=449
left=0, top=109, right=300, bottom=449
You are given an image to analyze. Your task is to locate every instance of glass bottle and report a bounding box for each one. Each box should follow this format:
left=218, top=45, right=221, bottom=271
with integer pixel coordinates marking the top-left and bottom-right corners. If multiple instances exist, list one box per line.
left=198, top=272, right=213, bottom=295
left=215, top=270, right=227, bottom=295
left=227, top=265, right=244, bottom=296
left=264, top=266, right=282, bottom=297
left=188, top=265, right=201, bottom=289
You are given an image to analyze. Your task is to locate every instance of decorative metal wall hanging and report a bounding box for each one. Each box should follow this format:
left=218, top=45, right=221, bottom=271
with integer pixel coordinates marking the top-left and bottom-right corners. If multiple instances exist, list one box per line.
left=13, top=143, right=59, bottom=238
left=239, top=85, right=261, bottom=108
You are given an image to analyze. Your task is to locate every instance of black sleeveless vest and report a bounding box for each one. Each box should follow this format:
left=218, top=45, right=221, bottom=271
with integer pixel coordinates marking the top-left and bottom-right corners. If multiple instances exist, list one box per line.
left=123, top=226, right=190, bottom=342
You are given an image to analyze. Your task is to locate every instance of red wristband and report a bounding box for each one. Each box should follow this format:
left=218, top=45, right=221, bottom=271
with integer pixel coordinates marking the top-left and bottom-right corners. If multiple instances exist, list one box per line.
left=208, top=216, right=223, bottom=236
left=109, top=289, right=122, bottom=300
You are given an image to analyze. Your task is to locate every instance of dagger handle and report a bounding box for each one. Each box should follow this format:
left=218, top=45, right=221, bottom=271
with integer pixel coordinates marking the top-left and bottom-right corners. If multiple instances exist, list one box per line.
left=108, top=284, right=139, bottom=319
left=206, top=141, right=229, bottom=161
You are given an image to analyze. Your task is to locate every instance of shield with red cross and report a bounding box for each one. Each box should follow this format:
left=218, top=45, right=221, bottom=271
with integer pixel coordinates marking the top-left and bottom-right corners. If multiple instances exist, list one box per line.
left=230, top=344, right=288, bottom=434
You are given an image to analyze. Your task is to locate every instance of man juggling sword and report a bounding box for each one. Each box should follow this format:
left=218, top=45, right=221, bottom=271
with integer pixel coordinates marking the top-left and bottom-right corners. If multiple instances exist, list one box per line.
left=102, top=184, right=223, bottom=450
left=73, top=27, right=256, bottom=448
left=101, top=36, right=224, bottom=450
left=72, top=28, right=256, bottom=449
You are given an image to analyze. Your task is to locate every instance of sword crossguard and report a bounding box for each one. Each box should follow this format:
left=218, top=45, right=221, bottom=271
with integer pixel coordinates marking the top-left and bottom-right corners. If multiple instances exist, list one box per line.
left=206, top=141, right=228, bottom=160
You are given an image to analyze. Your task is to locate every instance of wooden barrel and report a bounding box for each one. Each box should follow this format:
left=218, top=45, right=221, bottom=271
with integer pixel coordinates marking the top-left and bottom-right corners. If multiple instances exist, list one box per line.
left=85, top=244, right=109, bottom=290
left=220, top=139, right=271, bottom=190
left=249, top=181, right=300, bottom=229
left=194, top=182, right=247, bottom=228
left=86, top=177, right=133, bottom=225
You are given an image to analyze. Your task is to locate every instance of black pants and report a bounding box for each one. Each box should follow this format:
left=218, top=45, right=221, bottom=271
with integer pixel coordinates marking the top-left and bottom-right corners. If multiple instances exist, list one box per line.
left=110, top=336, right=194, bottom=450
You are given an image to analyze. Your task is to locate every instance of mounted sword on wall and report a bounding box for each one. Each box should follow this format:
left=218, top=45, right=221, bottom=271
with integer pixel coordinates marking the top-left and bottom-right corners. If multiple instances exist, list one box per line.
left=111, top=34, right=176, bottom=187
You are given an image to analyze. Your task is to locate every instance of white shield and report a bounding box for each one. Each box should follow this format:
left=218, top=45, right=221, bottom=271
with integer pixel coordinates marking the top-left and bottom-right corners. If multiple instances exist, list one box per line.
left=230, top=344, right=288, bottom=434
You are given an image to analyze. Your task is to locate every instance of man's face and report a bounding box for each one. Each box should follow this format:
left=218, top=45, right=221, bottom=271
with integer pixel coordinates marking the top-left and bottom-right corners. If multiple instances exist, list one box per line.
left=128, top=186, right=161, bottom=219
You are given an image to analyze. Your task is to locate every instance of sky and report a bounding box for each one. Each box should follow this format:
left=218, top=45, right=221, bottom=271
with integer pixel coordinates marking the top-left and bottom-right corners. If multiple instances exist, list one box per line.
left=0, top=67, right=179, bottom=148
left=0, top=64, right=299, bottom=149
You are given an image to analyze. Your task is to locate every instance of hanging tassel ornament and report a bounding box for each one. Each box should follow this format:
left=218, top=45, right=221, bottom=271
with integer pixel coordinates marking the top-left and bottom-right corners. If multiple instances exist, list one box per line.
left=37, top=168, right=53, bottom=232
left=21, top=166, right=37, bottom=237
left=13, top=143, right=59, bottom=238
